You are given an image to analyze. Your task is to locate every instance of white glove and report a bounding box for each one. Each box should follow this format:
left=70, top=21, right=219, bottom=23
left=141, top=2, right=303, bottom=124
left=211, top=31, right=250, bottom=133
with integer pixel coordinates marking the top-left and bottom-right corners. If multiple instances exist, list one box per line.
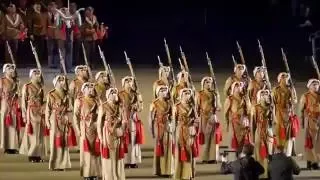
left=242, top=116, right=250, bottom=127
left=116, top=128, right=124, bottom=137
left=189, top=126, right=196, bottom=136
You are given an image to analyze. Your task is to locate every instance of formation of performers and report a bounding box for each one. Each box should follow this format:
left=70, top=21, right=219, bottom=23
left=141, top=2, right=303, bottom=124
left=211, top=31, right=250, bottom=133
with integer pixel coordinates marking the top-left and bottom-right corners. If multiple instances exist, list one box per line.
left=0, top=0, right=107, bottom=71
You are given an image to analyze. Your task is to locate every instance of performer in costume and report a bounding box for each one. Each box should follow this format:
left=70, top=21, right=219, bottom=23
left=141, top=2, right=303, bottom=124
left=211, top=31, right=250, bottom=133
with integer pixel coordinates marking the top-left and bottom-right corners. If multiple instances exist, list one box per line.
left=251, top=89, right=274, bottom=179
left=272, top=72, right=298, bottom=156
left=224, top=81, right=251, bottom=153
left=19, top=69, right=46, bottom=162
left=224, top=64, right=249, bottom=97
left=3, top=3, right=25, bottom=63
left=149, top=85, right=174, bottom=177
left=196, top=76, right=221, bottom=164
left=97, top=88, right=126, bottom=180
left=69, top=65, right=89, bottom=108
left=95, top=71, right=111, bottom=102
left=73, top=82, right=101, bottom=179
left=45, top=75, right=76, bottom=171
left=300, top=79, right=320, bottom=170
left=171, top=70, right=191, bottom=104
left=119, top=76, right=144, bottom=168
left=69, top=3, right=82, bottom=66
left=173, top=88, right=198, bottom=180
left=248, top=66, right=268, bottom=105
left=152, top=66, right=172, bottom=99
left=0, top=63, right=23, bottom=154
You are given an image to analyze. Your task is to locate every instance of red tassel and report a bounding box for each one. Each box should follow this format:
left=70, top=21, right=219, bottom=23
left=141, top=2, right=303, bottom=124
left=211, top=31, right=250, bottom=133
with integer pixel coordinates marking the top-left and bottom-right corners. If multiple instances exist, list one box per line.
left=119, top=142, right=125, bottom=159
left=95, top=138, right=101, bottom=155
left=180, top=147, right=188, bottom=161
left=199, top=132, right=205, bottom=145
left=16, top=106, right=25, bottom=130
left=305, top=135, right=313, bottom=149
left=215, top=123, right=222, bottom=144
left=55, top=134, right=63, bottom=148
left=73, top=26, right=80, bottom=34
left=5, top=114, right=13, bottom=127
left=83, top=138, right=90, bottom=152
left=19, top=31, right=27, bottom=41
left=280, top=126, right=286, bottom=140
left=192, top=142, right=199, bottom=157
left=102, top=146, right=110, bottom=159
left=231, top=136, right=238, bottom=149
left=125, top=131, right=130, bottom=145
left=44, top=127, right=50, bottom=136
left=259, top=142, right=268, bottom=159
left=156, top=141, right=164, bottom=156
left=136, top=119, right=144, bottom=145
left=290, top=115, right=300, bottom=138
left=67, top=127, right=77, bottom=147
left=244, top=133, right=251, bottom=145
left=27, top=123, right=33, bottom=135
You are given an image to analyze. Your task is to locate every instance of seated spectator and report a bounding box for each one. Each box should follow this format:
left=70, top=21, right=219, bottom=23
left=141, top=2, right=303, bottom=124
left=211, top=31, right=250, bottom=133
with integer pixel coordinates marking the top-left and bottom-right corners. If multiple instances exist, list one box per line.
left=269, top=145, right=300, bottom=180
left=221, top=144, right=265, bottom=180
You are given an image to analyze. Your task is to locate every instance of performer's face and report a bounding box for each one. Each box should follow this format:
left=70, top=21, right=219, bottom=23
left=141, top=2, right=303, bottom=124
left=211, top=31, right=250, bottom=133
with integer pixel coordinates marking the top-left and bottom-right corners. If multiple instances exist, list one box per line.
left=161, top=67, right=170, bottom=79
left=84, top=83, right=95, bottom=97
left=8, top=4, right=16, bottom=13
left=233, top=83, right=243, bottom=94
left=260, top=91, right=271, bottom=104
left=181, top=90, right=192, bottom=102
left=279, top=73, right=289, bottom=85
left=180, top=72, right=189, bottom=83
left=6, top=65, right=16, bottom=78
left=158, top=87, right=168, bottom=98
left=34, top=4, right=41, bottom=12
left=98, top=73, right=108, bottom=84
left=70, top=3, right=77, bottom=13
left=31, top=70, right=42, bottom=82
left=108, top=89, right=118, bottom=102
left=255, top=68, right=265, bottom=80
left=203, top=79, right=212, bottom=90
left=80, top=67, right=89, bottom=79
left=310, top=82, right=320, bottom=92
left=235, top=65, right=245, bottom=77
left=56, top=76, right=67, bottom=90
left=124, top=78, right=134, bottom=90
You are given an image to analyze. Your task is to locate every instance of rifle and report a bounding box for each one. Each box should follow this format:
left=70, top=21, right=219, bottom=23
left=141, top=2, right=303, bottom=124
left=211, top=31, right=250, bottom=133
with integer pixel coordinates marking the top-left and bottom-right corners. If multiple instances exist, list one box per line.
left=98, top=45, right=109, bottom=73
left=157, top=55, right=163, bottom=67
left=58, top=48, right=67, bottom=76
left=164, top=38, right=176, bottom=84
left=236, top=41, right=246, bottom=65
left=81, top=43, right=93, bottom=79
left=281, top=48, right=297, bottom=104
left=232, top=54, right=237, bottom=66
left=257, top=39, right=272, bottom=90
left=206, top=52, right=221, bottom=109
left=179, top=46, right=195, bottom=89
left=311, top=56, right=320, bottom=80
left=30, top=41, right=42, bottom=70
left=107, top=63, right=116, bottom=87
left=6, top=41, right=16, bottom=65
left=124, top=51, right=139, bottom=92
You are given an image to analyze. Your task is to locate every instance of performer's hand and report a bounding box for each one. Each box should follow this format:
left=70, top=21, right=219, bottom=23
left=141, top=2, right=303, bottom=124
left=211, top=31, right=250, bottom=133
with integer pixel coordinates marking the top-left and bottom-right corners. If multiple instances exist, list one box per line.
left=30, top=35, right=34, bottom=41
left=46, top=123, right=51, bottom=129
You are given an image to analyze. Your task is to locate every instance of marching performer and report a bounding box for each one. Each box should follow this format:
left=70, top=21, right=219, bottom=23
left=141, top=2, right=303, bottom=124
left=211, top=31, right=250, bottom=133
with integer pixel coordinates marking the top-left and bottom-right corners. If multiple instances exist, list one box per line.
left=95, top=71, right=111, bottom=102
left=224, top=64, right=249, bottom=97
left=224, top=81, right=251, bottom=153
left=149, top=85, right=174, bottom=177
left=73, top=82, right=101, bottom=179
left=45, top=75, right=76, bottom=171
left=19, top=69, right=46, bottom=162
left=173, top=88, right=198, bottom=180
left=153, top=66, right=172, bottom=99
left=171, top=70, right=191, bottom=104
left=251, top=89, right=274, bottom=179
left=272, top=72, right=298, bottom=156
left=300, top=79, right=320, bottom=170
left=248, top=66, right=268, bottom=105
left=97, top=88, right=126, bottom=180
left=119, top=76, right=144, bottom=168
left=0, top=63, right=23, bottom=154
left=196, top=76, right=221, bottom=164
left=69, top=65, right=89, bottom=107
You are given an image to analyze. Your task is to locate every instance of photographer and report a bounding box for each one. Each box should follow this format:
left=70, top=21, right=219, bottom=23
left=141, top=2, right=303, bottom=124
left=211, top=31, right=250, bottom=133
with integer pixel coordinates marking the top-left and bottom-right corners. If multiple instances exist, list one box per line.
left=221, top=144, right=264, bottom=180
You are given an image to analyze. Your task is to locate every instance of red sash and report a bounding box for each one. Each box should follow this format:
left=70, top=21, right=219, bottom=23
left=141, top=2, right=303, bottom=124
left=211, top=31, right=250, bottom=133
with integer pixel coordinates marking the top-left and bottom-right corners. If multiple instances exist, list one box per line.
left=156, top=140, right=164, bottom=157
left=215, top=122, right=222, bottom=144
left=102, top=146, right=110, bottom=159
left=95, top=138, right=101, bottom=156
left=305, top=133, right=313, bottom=149
left=180, top=146, right=188, bottom=161
left=290, top=114, right=300, bottom=138
left=135, top=114, right=145, bottom=144
left=67, top=126, right=77, bottom=147
left=259, top=142, right=268, bottom=159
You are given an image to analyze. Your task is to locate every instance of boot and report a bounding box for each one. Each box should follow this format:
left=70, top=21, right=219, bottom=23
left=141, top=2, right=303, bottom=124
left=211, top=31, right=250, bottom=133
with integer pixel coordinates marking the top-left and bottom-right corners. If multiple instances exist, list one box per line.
left=312, top=163, right=319, bottom=170
left=307, top=161, right=312, bottom=170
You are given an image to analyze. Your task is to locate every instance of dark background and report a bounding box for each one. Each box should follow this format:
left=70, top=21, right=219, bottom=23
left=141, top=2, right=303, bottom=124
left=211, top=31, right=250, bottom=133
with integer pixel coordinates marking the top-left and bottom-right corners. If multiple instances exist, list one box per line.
left=2, top=0, right=320, bottom=75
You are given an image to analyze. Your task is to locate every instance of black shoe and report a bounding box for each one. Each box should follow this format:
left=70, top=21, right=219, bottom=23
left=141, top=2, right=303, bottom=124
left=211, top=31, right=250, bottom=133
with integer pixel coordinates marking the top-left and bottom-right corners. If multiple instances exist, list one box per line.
left=307, top=161, right=312, bottom=170
left=208, top=160, right=217, bottom=164
left=130, top=164, right=138, bottom=168
left=124, top=164, right=131, bottom=168
left=312, top=163, right=319, bottom=170
left=202, top=160, right=208, bottom=164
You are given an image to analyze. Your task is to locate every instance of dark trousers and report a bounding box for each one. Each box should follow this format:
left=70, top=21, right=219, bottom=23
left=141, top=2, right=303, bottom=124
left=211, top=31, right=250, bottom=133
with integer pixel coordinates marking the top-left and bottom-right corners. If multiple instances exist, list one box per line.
left=32, top=35, right=46, bottom=64
left=73, top=39, right=81, bottom=65
left=5, top=39, right=18, bottom=63
left=47, top=38, right=65, bottom=68
left=83, top=40, right=96, bottom=68
left=65, top=39, right=73, bottom=72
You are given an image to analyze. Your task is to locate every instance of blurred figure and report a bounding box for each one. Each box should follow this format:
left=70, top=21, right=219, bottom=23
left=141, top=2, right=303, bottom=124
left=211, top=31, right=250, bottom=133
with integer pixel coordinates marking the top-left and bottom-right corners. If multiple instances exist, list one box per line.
left=221, top=144, right=264, bottom=180
left=69, top=2, right=82, bottom=65
left=269, top=145, right=300, bottom=180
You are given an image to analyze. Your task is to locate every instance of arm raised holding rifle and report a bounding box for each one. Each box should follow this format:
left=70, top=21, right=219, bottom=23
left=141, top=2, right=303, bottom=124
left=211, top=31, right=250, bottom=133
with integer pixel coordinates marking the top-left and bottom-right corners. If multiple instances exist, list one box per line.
left=152, top=55, right=172, bottom=99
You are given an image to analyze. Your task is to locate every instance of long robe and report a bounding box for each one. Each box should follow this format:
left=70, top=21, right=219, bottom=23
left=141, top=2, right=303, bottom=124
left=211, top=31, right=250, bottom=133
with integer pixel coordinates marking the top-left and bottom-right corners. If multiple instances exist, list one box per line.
left=45, top=89, right=73, bottom=170
left=74, top=97, right=101, bottom=177
left=252, top=104, right=273, bottom=179
left=19, top=82, right=46, bottom=158
left=98, top=101, right=125, bottom=180
left=226, top=96, right=251, bottom=151
left=300, top=92, right=320, bottom=163
left=173, top=102, right=197, bottom=180
left=150, top=98, right=174, bottom=176
left=272, top=86, right=293, bottom=150
left=197, top=89, right=220, bottom=162
left=119, top=89, right=143, bottom=165
left=0, top=76, right=23, bottom=151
